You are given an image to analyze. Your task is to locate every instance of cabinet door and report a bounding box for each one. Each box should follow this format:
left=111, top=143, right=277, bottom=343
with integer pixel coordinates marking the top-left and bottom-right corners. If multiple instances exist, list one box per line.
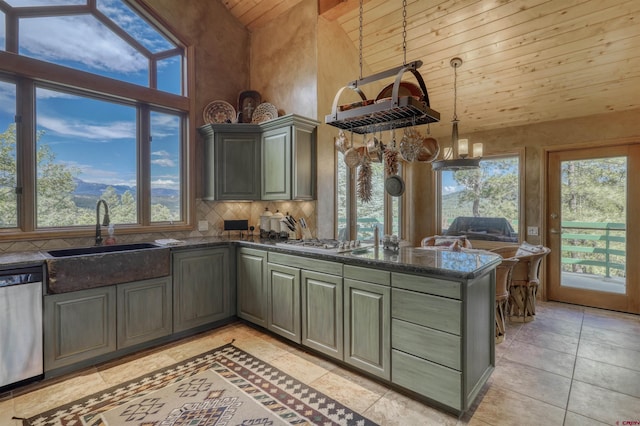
left=237, top=247, right=268, bottom=326
left=267, top=263, right=301, bottom=343
left=173, top=247, right=231, bottom=332
left=212, top=132, right=261, bottom=200
left=117, top=276, right=172, bottom=348
left=301, top=270, right=343, bottom=359
left=292, top=124, right=316, bottom=200
left=44, top=286, right=117, bottom=371
left=261, top=126, right=291, bottom=200
left=344, top=278, right=391, bottom=379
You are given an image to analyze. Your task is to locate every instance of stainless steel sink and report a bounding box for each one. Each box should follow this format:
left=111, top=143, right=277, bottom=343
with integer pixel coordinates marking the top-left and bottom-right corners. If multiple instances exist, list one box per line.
left=47, top=242, right=158, bottom=258
left=45, top=243, right=170, bottom=293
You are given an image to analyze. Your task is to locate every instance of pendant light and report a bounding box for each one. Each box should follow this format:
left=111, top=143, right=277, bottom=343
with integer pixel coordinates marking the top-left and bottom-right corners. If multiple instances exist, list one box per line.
left=432, top=58, right=482, bottom=171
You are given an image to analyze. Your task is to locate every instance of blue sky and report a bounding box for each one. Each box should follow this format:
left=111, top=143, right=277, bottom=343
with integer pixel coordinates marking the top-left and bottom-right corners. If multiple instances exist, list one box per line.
left=0, top=0, right=181, bottom=191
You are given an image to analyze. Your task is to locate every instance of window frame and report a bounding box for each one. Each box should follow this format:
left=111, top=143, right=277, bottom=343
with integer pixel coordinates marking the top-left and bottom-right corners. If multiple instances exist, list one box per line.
left=0, top=0, right=194, bottom=240
left=335, top=149, right=403, bottom=241
left=436, top=149, right=525, bottom=245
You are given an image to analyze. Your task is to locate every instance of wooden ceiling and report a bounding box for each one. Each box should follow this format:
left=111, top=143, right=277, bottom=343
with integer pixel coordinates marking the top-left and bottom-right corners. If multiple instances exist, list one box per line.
left=221, top=0, right=640, bottom=135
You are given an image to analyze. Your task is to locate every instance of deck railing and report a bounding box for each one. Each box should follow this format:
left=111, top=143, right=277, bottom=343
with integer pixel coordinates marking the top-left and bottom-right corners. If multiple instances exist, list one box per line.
left=560, top=221, right=626, bottom=278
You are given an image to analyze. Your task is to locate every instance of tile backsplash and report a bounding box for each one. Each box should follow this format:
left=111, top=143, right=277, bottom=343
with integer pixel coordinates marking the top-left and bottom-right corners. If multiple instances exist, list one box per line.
left=0, top=200, right=317, bottom=254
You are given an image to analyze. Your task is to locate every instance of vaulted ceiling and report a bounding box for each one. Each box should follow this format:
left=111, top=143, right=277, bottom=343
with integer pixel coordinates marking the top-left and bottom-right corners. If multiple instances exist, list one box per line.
left=220, top=0, right=640, bottom=135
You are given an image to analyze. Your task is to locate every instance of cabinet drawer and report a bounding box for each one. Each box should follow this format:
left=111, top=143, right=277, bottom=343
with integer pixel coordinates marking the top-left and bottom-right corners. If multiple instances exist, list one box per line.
left=392, top=319, right=460, bottom=370
left=392, top=272, right=461, bottom=299
left=268, top=252, right=342, bottom=276
left=344, top=265, right=389, bottom=286
left=392, top=349, right=461, bottom=411
left=392, top=288, right=461, bottom=335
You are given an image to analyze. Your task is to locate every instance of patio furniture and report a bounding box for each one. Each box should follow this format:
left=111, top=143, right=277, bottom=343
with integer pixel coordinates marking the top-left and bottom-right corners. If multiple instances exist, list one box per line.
left=491, top=243, right=551, bottom=322
left=420, top=235, right=472, bottom=249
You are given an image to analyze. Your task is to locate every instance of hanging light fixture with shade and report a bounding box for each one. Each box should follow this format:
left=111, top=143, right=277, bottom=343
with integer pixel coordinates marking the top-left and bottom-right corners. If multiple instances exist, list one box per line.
left=431, top=57, right=482, bottom=172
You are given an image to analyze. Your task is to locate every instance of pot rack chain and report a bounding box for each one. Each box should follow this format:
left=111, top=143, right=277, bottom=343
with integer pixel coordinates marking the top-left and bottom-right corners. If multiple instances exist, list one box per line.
left=359, top=0, right=363, bottom=79
left=402, top=0, right=407, bottom=65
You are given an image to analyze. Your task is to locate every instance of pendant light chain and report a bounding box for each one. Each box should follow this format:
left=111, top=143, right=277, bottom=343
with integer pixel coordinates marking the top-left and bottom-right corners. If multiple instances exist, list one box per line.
left=402, top=0, right=407, bottom=65
left=359, top=0, right=363, bottom=80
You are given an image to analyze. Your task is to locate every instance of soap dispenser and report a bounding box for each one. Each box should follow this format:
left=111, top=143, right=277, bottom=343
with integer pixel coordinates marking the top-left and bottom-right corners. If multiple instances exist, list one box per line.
left=105, top=224, right=117, bottom=245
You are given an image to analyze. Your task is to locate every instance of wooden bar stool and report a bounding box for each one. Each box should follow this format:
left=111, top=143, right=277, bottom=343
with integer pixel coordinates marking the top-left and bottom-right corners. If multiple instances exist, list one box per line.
left=494, top=257, right=518, bottom=343
left=491, top=244, right=550, bottom=322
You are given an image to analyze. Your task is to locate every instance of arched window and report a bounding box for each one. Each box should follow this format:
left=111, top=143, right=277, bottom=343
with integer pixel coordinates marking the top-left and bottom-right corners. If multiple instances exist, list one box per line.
left=0, top=0, right=189, bottom=235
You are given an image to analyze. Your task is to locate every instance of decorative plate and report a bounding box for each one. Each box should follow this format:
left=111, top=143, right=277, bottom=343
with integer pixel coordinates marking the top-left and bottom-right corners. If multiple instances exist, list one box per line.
left=251, top=102, right=278, bottom=123
left=203, top=100, right=237, bottom=124
left=385, top=175, right=405, bottom=197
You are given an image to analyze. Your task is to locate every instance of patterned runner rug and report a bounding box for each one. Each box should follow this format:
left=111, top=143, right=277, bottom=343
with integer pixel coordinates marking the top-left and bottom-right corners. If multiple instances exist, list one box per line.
left=23, top=343, right=378, bottom=426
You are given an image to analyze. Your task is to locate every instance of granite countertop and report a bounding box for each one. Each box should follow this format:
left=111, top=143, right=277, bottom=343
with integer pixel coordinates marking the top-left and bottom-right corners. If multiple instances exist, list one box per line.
left=232, top=238, right=501, bottom=280
left=0, top=236, right=501, bottom=281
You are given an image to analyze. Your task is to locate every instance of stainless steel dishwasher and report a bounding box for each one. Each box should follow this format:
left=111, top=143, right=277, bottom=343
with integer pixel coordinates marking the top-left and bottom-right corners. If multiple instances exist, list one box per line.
left=0, top=265, right=44, bottom=391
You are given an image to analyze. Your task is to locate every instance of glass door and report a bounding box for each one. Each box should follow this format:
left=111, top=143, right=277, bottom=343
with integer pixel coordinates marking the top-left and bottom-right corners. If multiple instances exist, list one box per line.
left=547, top=145, right=640, bottom=313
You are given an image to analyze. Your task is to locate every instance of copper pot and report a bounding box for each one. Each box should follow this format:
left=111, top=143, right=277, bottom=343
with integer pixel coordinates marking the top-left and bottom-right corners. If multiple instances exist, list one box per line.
left=417, top=137, right=440, bottom=162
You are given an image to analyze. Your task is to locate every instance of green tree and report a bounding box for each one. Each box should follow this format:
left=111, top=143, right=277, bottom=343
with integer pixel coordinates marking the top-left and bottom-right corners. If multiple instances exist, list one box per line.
left=1, top=124, right=81, bottom=227
left=36, top=141, right=80, bottom=227
left=562, top=157, right=625, bottom=222
left=0, top=124, right=18, bottom=227
left=453, top=157, right=519, bottom=222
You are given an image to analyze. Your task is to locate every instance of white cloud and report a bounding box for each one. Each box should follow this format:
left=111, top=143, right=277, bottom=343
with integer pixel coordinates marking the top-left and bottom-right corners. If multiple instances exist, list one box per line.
left=38, top=115, right=135, bottom=140
left=61, top=159, right=136, bottom=186
left=442, top=185, right=460, bottom=195
left=152, top=158, right=175, bottom=167
left=151, top=149, right=176, bottom=167
left=20, top=15, right=147, bottom=73
left=152, top=179, right=177, bottom=186
left=7, top=1, right=84, bottom=5
left=0, top=82, right=16, bottom=115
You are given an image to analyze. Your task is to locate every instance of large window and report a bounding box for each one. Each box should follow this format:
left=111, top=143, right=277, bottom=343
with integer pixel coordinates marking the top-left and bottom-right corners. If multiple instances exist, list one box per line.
left=439, top=155, right=520, bottom=242
left=337, top=149, right=401, bottom=242
left=0, top=80, right=17, bottom=228
left=0, top=0, right=188, bottom=235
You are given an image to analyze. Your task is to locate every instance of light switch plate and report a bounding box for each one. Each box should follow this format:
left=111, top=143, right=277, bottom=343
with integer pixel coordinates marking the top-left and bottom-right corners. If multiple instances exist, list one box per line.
left=198, top=220, right=209, bottom=232
left=527, top=226, right=539, bottom=236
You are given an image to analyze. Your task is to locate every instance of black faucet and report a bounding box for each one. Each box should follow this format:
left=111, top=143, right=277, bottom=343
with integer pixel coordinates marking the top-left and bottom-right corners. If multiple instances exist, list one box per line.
left=95, top=199, right=110, bottom=245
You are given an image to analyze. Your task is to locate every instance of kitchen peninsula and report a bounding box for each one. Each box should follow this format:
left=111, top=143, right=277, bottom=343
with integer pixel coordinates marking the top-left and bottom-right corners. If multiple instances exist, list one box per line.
left=0, top=238, right=500, bottom=415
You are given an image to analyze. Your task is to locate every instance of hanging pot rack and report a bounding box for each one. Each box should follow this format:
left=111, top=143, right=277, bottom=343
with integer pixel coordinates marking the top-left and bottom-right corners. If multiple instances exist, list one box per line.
left=325, top=60, right=440, bottom=134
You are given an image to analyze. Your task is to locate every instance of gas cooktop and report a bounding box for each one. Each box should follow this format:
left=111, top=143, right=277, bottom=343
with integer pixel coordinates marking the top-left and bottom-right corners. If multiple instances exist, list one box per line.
left=275, top=239, right=373, bottom=253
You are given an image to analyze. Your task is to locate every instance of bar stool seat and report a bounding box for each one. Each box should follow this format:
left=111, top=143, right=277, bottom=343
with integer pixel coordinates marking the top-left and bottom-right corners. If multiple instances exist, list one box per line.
left=494, top=257, right=518, bottom=343
left=491, top=243, right=551, bottom=322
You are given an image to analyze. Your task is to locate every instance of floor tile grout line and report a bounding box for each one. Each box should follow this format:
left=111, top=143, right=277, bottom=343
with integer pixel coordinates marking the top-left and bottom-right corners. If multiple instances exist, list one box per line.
left=562, top=309, right=584, bottom=426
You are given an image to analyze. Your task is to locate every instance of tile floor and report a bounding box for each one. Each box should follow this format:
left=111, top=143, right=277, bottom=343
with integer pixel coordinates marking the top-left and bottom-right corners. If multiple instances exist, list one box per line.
left=1, top=300, right=639, bottom=425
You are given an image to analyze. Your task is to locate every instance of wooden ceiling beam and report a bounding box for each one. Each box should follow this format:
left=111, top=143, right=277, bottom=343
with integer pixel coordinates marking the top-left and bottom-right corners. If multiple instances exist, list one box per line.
left=318, top=0, right=372, bottom=21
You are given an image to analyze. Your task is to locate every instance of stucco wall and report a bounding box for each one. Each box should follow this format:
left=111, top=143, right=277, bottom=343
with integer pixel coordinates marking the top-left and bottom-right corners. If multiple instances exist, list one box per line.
left=144, top=0, right=250, bottom=125
left=249, top=0, right=317, bottom=119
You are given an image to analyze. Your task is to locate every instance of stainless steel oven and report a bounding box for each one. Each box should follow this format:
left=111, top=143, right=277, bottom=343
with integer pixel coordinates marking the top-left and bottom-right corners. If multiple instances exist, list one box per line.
left=0, top=265, right=44, bottom=391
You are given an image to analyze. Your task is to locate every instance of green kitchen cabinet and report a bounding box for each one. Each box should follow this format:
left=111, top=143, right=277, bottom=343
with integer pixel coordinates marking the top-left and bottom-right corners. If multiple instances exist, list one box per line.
left=236, top=247, right=268, bottom=327
left=44, top=286, right=117, bottom=371
left=117, top=276, right=172, bottom=349
left=301, top=269, right=343, bottom=360
left=261, top=115, right=317, bottom=200
left=198, top=114, right=317, bottom=201
left=199, top=124, right=262, bottom=201
left=267, top=262, right=301, bottom=343
left=173, top=247, right=232, bottom=333
left=390, top=271, right=494, bottom=413
left=343, top=265, right=391, bottom=380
